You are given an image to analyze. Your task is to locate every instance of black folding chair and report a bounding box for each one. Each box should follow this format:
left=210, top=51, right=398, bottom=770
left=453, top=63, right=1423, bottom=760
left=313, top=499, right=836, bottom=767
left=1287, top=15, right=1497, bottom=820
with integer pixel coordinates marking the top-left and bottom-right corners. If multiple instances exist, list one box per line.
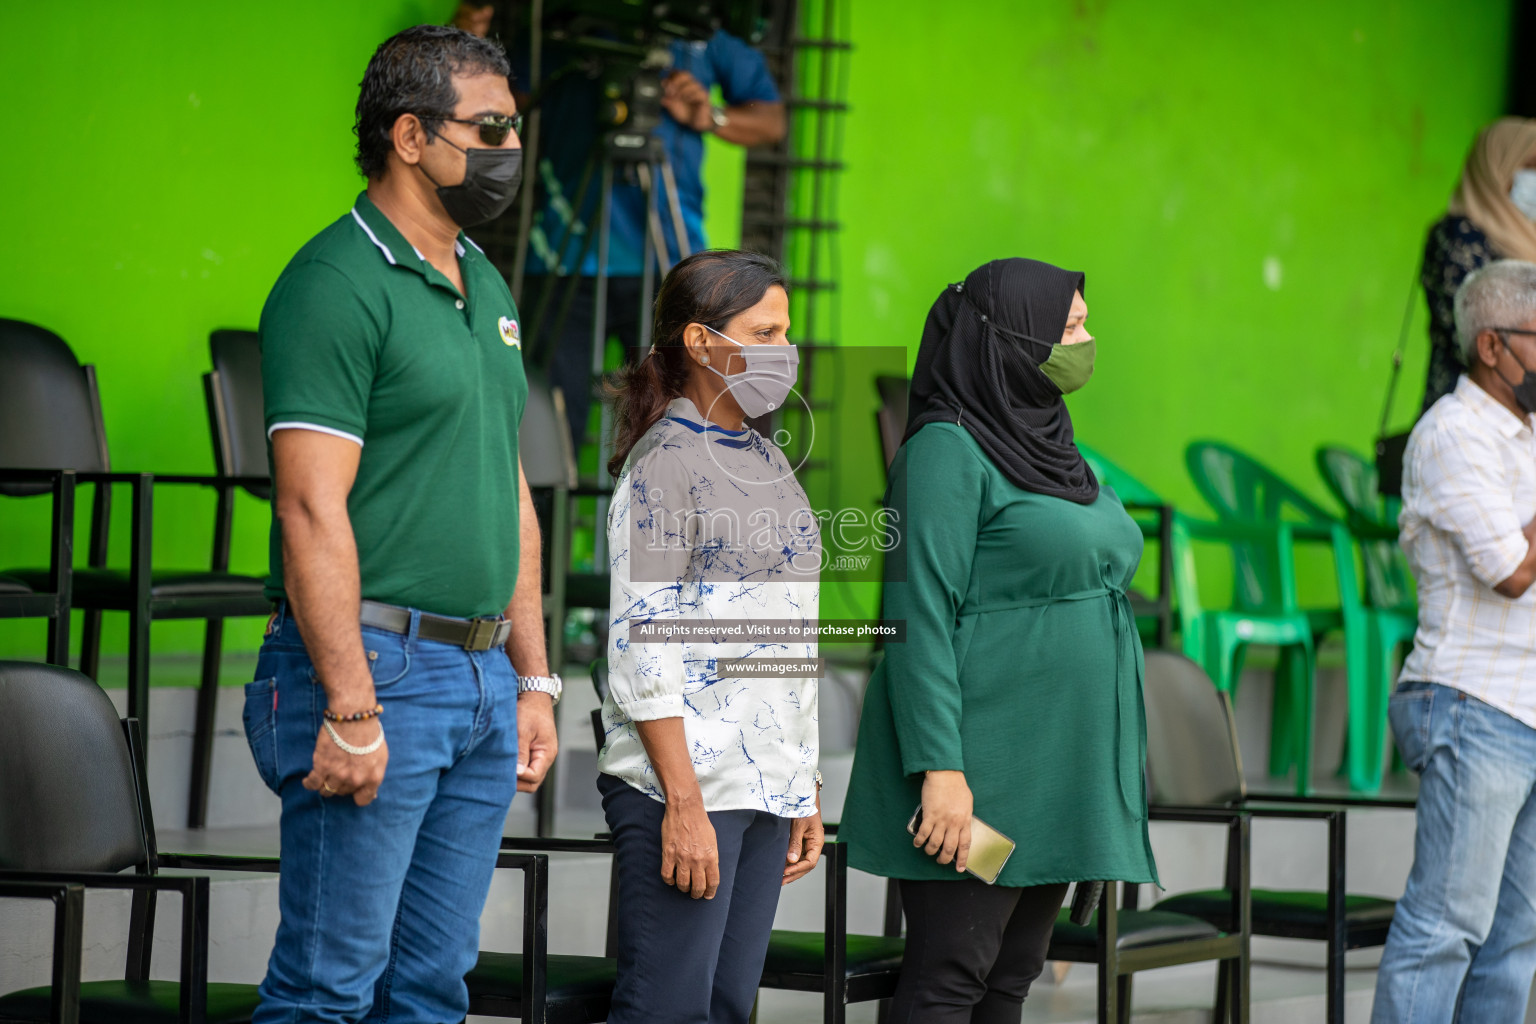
left=873, top=374, right=908, bottom=475
left=1143, top=650, right=1409, bottom=1024
left=467, top=836, right=619, bottom=1023
left=523, top=373, right=579, bottom=674
left=184, top=329, right=276, bottom=828
left=1044, top=656, right=1255, bottom=1024
left=0, top=468, right=75, bottom=664
left=0, top=660, right=262, bottom=1024
left=758, top=837, right=906, bottom=1024
left=0, top=319, right=270, bottom=779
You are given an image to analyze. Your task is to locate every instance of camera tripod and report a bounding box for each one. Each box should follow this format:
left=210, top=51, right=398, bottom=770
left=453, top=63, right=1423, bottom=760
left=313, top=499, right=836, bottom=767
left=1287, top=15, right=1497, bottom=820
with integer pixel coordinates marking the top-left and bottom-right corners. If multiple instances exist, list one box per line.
left=528, top=123, right=694, bottom=403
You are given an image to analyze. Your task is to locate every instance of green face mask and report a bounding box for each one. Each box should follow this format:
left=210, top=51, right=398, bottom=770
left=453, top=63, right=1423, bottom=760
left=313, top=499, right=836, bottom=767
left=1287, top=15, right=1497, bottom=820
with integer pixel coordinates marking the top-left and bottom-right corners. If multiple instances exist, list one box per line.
left=1038, top=338, right=1096, bottom=394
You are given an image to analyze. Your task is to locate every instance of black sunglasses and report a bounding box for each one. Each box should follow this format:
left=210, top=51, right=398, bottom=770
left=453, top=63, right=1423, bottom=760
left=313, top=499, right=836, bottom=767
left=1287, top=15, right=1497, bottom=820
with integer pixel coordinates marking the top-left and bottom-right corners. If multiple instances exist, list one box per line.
left=420, top=112, right=523, bottom=146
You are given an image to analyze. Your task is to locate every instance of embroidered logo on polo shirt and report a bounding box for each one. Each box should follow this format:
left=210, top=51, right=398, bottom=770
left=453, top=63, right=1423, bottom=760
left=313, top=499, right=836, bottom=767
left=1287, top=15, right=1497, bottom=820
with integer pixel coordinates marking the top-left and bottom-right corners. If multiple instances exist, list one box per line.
left=499, top=316, right=521, bottom=348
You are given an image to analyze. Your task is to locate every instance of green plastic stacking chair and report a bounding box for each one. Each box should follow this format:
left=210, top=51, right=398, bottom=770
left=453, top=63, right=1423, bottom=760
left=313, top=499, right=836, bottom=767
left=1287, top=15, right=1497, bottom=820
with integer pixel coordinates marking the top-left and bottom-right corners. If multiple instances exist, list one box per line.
left=1315, top=446, right=1418, bottom=792
left=1078, top=442, right=1175, bottom=648
left=1184, top=441, right=1367, bottom=793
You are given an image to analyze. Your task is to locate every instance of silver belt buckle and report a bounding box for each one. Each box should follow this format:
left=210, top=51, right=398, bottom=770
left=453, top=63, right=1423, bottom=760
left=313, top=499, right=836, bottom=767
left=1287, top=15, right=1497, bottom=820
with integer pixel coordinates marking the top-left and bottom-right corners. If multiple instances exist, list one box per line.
left=463, top=616, right=503, bottom=651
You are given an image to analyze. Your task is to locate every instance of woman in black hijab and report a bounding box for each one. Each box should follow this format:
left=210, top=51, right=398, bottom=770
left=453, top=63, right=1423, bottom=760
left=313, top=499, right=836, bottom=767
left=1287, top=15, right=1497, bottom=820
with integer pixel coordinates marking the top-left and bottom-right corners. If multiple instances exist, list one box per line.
left=842, top=259, right=1158, bottom=1023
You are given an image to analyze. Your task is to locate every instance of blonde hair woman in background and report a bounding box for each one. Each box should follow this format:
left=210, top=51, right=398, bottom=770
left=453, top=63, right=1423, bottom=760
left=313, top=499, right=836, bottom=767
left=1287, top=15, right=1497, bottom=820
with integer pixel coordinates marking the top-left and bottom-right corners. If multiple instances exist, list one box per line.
left=1420, top=118, right=1536, bottom=413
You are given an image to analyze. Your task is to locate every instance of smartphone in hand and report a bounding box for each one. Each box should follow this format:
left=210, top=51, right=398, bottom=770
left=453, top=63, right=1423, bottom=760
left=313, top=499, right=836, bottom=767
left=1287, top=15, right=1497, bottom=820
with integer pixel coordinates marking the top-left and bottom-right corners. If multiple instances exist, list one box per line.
left=907, top=806, right=1017, bottom=885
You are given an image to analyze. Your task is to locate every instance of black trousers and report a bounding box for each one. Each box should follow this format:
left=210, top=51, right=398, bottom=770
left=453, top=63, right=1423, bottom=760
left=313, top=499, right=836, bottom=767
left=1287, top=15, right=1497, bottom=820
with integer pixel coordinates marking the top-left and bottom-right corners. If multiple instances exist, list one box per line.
left=521, top=274, right=644, bottom=451
left=889, top=878, right=1070, bottom=1024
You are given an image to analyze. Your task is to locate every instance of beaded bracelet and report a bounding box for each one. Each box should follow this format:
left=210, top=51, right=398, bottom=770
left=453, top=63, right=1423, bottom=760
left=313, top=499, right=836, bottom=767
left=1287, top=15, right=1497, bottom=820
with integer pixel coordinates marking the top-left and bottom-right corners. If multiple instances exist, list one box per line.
left=322, top=703, right=383, bottom=723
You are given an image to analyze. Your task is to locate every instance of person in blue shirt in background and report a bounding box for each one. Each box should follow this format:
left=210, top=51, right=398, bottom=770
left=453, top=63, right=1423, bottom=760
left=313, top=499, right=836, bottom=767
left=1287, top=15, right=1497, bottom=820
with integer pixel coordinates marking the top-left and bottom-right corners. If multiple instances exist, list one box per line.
left=454, top=1, right=787, bottom=450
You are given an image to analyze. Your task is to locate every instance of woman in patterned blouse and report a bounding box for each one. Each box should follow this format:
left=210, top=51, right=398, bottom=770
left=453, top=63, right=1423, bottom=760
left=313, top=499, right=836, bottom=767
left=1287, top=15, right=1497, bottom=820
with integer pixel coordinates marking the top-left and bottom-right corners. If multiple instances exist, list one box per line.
left=596, top=249, right=824, bottom=1024
left=1421, top=119, right=1536, bottom=413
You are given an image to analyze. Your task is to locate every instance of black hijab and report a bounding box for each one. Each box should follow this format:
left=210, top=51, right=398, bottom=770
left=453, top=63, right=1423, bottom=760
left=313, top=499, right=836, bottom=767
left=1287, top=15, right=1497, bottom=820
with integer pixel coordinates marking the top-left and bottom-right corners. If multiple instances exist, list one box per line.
left=902, top=258, right=1099, bottom=504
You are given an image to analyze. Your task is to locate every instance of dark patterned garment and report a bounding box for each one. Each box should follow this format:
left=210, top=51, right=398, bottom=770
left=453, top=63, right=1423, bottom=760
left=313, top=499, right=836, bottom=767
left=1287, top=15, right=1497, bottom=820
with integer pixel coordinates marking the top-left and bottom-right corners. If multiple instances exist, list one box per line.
left=1420, top=214, right=1500, bottom=414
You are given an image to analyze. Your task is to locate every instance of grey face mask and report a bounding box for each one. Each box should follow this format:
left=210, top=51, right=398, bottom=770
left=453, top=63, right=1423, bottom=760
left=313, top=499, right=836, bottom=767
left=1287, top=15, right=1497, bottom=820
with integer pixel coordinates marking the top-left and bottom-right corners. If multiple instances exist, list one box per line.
left=704, top=325, right=800, bottom=417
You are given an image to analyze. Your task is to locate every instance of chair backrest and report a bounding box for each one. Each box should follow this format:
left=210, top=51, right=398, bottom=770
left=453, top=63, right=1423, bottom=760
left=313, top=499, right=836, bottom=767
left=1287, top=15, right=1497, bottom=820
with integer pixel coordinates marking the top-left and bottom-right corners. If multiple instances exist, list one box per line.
left=590, top=659, right=610, bottom=751
left=1185, top=440, right=1334, bottom=611
left=207, top=329, right=272, bottom=500
left=874, top=375, right=909, bottom=426
left=1078, top=442, right=1164, bottom=506
left=1142, top=650, right=1246, bottom=806
left=1186, top=440, right=1333, bottom=524
left=875, top=406, right=903, bottom=469
left=521, top=372, right=578, bottom=491
left=1315, top=445, right=1414, bottom=611
left=0, top=319, right=110, bottom=493
left=0, top=661, right=151, bottom=872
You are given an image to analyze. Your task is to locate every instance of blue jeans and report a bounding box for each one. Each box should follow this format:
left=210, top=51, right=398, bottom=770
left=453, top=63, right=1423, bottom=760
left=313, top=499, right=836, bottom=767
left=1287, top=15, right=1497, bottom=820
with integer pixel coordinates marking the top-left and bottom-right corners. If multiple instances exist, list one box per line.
left=598, top=772, right=793, bottom=1024
left=1372, top=682, right=1536, bottom=1024
left=244, top=603, right=520, bottom=1024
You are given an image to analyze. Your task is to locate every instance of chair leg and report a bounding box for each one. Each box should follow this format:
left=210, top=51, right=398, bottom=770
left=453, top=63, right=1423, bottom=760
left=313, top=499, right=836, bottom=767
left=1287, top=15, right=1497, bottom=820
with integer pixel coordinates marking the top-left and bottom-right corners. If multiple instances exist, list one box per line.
left=45, top=609, right=70, bottom=667
left=126, top=606, right=151, bottom=732
left=1215, top=959, right=1230, bottom=1023
left=1325, top=930, right=1344, bottom=1024
left=79, top=609, right=102, bottom=679
left=1337, top=612, right=1402, bottom=792
left=1116, top=975, right=1132, bottom=1024
left=1098, top=964, right=1115, bottom=1024
left=1269, top=643, right=1316, bottom=793
left=187, top=618, right=224, bottom=829
left=1269, top=644, right=1299, bottom=778
left=1233, top=952, right=1250, bottom=1024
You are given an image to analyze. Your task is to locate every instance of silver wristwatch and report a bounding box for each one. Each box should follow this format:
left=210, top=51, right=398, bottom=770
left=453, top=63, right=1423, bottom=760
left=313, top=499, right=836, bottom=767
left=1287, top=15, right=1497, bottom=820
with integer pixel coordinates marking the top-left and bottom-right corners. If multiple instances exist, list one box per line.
left=710, top=104, right=729, bottom=130
left=518, top=673, right=563, bottom=704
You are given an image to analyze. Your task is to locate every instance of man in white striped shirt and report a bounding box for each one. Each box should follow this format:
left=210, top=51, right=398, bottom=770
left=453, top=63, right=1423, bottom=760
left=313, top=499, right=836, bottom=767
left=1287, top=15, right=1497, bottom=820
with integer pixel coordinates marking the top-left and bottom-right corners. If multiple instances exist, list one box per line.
left=1373, top=259, right=1536, bottom=1024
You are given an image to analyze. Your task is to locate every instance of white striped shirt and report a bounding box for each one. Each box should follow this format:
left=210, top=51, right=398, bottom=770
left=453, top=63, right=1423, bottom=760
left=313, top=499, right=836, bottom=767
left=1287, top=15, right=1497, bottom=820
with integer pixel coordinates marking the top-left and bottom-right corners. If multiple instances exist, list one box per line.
left=1400, top=375, right=1536, bottom=727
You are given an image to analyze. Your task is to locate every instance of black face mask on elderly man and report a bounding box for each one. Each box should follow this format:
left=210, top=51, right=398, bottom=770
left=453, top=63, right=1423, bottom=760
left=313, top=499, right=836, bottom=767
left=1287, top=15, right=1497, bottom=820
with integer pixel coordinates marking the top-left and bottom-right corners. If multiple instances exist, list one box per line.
left=418, top=133, right=523, bottom=228
left=1496, top=330, right=1536, bottom=414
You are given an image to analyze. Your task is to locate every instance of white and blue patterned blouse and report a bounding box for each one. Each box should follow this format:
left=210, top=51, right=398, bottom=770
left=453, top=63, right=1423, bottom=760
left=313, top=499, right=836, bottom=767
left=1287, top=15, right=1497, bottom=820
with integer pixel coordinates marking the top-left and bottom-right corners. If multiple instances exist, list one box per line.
left=598, top=397, right=822, bottom=817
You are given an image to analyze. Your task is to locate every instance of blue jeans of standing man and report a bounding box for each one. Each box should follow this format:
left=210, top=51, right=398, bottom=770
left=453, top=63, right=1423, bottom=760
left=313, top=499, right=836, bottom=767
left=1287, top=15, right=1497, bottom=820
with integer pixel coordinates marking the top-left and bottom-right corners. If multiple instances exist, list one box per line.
left=1371, top=682, right=1536, bottom=1023
left=244, top=603, right=520, bottom=1024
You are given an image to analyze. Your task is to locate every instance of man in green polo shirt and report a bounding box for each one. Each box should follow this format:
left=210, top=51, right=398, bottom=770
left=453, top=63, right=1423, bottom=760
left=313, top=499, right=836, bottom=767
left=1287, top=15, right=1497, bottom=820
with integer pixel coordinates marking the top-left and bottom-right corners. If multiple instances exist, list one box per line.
left=245, top=25, right=560, bottom=1024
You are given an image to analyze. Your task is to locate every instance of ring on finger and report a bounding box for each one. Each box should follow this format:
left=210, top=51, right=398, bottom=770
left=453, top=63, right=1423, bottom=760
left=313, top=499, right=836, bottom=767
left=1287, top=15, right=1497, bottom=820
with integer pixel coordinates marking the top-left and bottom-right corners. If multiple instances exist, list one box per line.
left=321, top=782, right=335, bottom=795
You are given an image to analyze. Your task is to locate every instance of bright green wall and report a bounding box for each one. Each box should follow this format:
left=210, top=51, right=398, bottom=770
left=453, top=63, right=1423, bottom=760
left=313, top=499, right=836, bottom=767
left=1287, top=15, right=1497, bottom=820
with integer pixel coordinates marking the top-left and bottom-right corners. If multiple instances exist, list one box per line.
left=0, top=0, right=1516, bottom=657
left=0, top=0, right=457, bottom=659
left=817, top=0, right=1514, bottom=621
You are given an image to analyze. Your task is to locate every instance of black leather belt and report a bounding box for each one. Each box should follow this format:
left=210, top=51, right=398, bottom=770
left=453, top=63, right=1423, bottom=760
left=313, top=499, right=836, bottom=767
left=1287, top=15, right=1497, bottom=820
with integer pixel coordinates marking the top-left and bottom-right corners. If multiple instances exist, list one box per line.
left=359, top=599, right=512, bottom=651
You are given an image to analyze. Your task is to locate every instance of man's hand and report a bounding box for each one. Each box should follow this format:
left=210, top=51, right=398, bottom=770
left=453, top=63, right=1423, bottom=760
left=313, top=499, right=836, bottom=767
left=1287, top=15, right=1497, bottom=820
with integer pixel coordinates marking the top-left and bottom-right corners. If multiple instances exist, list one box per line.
left=661, top=796, right=720, bottom=898
left=516, top=692, right=559, bottom=792
left=304, top=719, right=388, bottom=806
left=662, top=70, right=714, bottom=132
left=782, top=797, right=825, bottom=885
left=914, top=769, right=973, bottom=873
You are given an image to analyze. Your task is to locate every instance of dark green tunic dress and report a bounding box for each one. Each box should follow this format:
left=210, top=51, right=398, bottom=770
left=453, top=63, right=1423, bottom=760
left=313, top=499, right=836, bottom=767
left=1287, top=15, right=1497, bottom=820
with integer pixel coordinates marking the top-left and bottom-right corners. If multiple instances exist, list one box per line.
left=841, top=423, right=1159, bottom=887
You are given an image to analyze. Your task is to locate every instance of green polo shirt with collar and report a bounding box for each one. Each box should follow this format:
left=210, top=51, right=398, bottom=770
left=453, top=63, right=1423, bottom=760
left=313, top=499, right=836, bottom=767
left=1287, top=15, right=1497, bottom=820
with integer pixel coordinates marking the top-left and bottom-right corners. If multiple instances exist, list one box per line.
left=259, top=192, right=527, bottom=620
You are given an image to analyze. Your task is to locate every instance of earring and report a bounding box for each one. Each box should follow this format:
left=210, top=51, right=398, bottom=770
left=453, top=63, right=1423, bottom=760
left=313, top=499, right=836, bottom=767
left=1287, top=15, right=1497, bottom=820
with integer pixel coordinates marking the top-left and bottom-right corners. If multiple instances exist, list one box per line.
left=701, top=355, right=710, bottom=365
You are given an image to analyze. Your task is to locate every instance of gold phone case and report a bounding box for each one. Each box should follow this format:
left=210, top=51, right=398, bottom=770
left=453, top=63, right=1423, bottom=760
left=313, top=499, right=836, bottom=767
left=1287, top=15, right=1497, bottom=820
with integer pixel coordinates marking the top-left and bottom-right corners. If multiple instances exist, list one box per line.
left=906, top=806, right=1017, bottom=885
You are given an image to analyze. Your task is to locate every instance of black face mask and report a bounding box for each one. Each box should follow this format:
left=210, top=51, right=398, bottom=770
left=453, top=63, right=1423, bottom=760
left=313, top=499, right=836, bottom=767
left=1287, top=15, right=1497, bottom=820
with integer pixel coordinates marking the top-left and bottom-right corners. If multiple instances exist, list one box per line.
left=1498, top=332, right=1536, bottom=414
left=420, top=135, right=523, bottom=228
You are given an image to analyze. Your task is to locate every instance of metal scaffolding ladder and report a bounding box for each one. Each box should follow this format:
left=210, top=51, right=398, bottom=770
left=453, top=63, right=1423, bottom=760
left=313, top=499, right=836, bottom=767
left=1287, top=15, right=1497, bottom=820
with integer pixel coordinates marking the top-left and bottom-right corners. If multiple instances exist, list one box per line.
left=740, top=0, right=851, bottom=478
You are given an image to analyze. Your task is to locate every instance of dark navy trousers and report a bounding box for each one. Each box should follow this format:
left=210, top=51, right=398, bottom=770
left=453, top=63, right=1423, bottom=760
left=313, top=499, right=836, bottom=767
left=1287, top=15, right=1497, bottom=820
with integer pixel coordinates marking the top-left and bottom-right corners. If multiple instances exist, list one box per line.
left=598, top=772, right=793, bottom=1024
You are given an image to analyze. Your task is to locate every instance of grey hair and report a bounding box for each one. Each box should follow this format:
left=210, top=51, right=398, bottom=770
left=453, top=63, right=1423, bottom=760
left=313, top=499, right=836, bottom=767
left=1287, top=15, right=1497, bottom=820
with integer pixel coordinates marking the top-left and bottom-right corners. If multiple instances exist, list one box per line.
left=1454, top=259, right=1536, bottom=365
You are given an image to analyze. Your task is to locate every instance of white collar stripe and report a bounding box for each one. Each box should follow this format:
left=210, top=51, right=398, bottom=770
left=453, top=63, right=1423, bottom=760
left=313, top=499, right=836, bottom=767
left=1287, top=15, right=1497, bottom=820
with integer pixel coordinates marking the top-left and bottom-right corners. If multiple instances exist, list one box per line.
left=350, top=207, right=396, bottom=266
